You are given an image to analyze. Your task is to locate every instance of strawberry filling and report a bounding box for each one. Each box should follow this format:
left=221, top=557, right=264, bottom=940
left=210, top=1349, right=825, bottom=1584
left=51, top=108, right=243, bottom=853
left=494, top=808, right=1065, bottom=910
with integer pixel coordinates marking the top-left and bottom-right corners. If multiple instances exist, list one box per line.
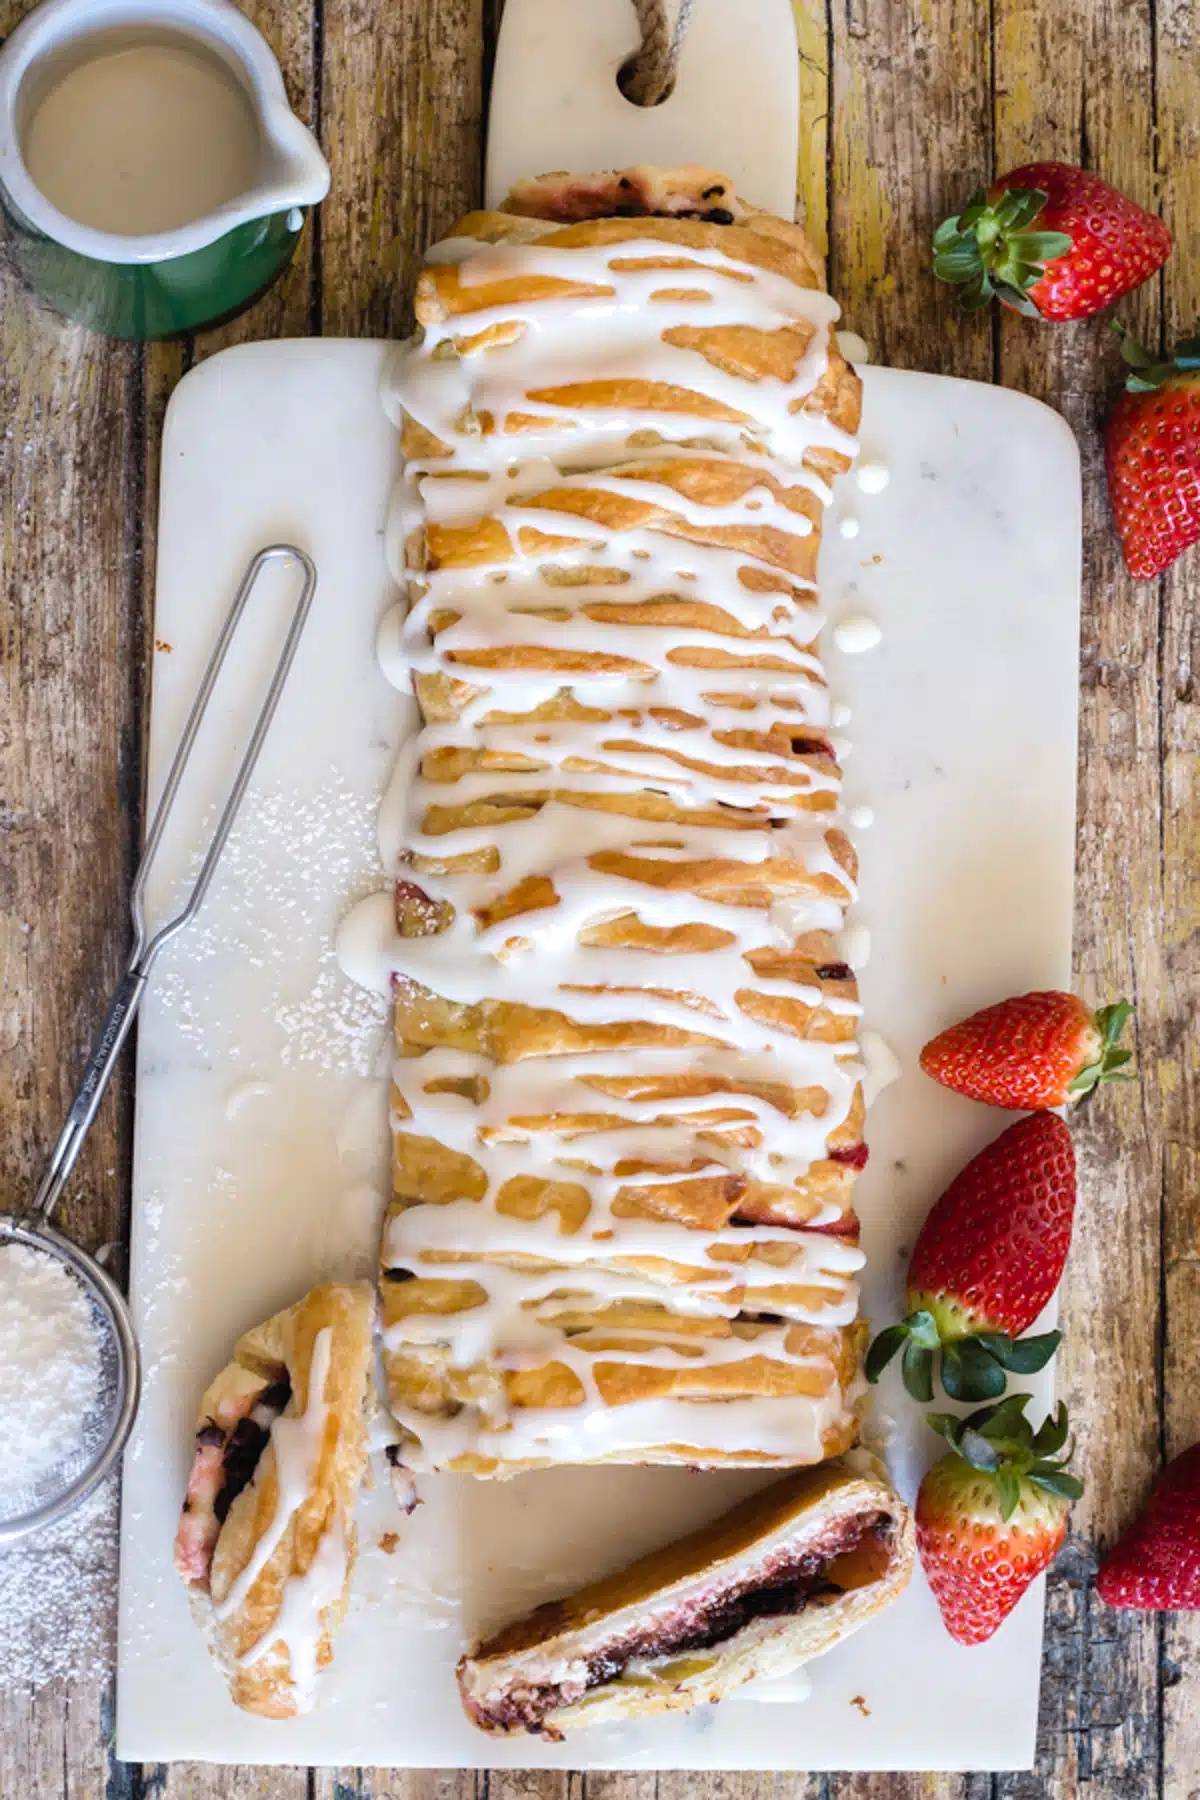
left=504, top=166, right=744, bottom=227
left=464, top=1512, right=891, bottom=1736
left=173, top=1377, right=291, bottom=1589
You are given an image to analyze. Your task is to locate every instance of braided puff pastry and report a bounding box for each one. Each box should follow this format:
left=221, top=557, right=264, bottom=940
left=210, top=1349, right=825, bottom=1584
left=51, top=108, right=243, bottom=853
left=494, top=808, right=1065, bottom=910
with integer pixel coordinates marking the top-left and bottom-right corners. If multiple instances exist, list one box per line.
left=458, top=1459, right=914, bottom=1737
left=173, top=1282, right=374, bottom=1717
left=372, top=165, right=867, bottom=1474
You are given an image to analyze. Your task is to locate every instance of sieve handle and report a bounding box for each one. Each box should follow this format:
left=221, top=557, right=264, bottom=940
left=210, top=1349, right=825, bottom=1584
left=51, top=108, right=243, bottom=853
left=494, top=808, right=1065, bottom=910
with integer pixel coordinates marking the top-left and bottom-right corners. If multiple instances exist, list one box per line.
left=31, top=968, right=146, bottom=1223
left=30, top=544, right=316, bottom=1227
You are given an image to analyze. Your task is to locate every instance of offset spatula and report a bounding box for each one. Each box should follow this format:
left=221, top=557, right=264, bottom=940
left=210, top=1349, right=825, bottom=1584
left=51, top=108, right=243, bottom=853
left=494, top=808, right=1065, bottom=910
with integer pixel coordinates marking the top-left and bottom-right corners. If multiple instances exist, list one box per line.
left=486, top=0, right=800, bottom=219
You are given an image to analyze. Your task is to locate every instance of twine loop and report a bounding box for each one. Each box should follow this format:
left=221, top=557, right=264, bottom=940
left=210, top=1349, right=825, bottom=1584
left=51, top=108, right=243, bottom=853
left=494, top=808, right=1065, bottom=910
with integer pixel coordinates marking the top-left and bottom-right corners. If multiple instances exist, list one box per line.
left=621, top=0, right=696, bottom=106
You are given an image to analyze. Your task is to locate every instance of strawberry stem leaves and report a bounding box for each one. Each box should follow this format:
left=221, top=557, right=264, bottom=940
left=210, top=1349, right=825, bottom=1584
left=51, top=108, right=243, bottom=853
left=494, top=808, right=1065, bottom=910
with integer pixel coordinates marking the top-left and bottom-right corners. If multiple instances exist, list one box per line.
left=927, top=1397, right=1083, bottom=1521
left=864, top=1322, right=911, bottom=1383
left=1114, top=322, right=1200, bottom=394
left=941, top=1339, right=1007, bottom=1401
left=1067, top=998, right=1136, bottom=1097
left=868, top=1315, right=1062, bottom=1402
left=1032, top=1407, right=1070, bottom=1457
left=974, top=1329, right=1063, bottom=1375
left=932, top=186, right=1070, bottom=315
left=902, top=1339, right=935, bottom=1403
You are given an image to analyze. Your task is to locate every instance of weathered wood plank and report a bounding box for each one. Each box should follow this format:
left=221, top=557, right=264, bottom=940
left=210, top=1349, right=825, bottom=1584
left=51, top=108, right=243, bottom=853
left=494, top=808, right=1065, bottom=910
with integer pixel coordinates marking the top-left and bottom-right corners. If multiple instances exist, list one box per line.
left=660, top=1777, right=824, bottom=1800
left=311, top=1771, right=480, bottom=1800
left=0, top=28, right=143, bottom=1754
left=0, top=1672, right=117, bottom=1800
left=478, top=1776, right=567, bottom=1800
left=155, top=1770, right=313, bottom=1799
left=319, top=0, right=485, bottom=339
left=793, top=0, right=830, bottom=256
left=577, top=1773, right=657, bottom=1800
left=834, top=1782, right=990, bottom=1800
left=829, top=0, right=992, bottom=380
left=991, top=3, right=1164, bottom=1797
left=1154, top=9, right=1200, bottom=1799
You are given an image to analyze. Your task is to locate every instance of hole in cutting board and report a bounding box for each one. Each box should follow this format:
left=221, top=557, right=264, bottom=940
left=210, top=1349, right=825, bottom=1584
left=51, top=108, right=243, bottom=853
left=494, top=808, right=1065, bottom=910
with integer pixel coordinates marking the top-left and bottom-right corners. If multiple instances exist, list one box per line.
left=616, top=55, right=676, bottom=105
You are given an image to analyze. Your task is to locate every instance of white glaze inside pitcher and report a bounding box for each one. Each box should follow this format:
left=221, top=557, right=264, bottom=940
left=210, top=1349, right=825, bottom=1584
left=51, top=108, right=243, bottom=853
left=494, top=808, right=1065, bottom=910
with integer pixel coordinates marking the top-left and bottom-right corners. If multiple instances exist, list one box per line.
left=0, top=0, right=329, bottom=266
left=22, top=31, right=260, bottom=235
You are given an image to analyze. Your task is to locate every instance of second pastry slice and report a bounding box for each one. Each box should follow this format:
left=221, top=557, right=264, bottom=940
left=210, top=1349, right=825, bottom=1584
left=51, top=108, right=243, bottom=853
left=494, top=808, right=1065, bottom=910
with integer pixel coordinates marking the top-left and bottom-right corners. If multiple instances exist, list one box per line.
left=458, top=1460, right=914, bottom=1737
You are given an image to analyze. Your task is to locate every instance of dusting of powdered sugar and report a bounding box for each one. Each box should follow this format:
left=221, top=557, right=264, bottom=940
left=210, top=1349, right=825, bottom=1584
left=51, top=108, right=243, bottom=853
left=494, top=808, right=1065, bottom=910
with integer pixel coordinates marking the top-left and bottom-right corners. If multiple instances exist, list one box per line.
left=151, top=776, right=388, bottom=1075
left=0, top=1479, right=117, bottom=1686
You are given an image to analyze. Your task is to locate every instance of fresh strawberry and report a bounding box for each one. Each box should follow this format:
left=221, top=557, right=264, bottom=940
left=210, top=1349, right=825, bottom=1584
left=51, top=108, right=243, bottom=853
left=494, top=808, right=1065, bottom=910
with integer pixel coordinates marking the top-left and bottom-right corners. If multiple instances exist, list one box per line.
left=920, top=992, right=1134, bottom=1110
left=867, top=1113, right=1075, bottom=1402
left=917, top=1396, right=1082, bottom=1645
left=933, top=162, right=1170, bottom=320
left=1105, top=326, right=1200, bottom=580
left=1096, top=1443, right=1200, bottom=1610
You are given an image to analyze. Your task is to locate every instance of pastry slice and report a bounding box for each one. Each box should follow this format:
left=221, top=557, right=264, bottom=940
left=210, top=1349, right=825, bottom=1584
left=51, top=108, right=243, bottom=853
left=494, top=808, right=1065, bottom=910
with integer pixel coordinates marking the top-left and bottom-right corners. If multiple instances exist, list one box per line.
left=173, top=1281, right=375, bottom=1717
left=457, top=1459, right=913, bottom=1736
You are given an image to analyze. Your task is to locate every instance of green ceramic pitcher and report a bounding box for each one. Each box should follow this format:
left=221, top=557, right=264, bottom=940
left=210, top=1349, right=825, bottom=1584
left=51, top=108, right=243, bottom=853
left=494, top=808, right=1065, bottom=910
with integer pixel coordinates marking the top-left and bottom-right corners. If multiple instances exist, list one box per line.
left=0, top=0, right=329, bottom=340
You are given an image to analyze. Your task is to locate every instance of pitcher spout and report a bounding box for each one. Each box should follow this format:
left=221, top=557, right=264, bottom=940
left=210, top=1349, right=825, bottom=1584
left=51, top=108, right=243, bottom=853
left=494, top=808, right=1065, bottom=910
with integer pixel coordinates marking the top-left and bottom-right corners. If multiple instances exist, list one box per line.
left=255, top=95, right=330, bottom=216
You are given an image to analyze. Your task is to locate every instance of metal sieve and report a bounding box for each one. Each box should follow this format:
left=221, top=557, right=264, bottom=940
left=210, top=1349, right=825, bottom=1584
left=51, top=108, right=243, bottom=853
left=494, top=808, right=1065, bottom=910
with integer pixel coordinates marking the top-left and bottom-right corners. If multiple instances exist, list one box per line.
left=0, top=544, right=316, bottom=1542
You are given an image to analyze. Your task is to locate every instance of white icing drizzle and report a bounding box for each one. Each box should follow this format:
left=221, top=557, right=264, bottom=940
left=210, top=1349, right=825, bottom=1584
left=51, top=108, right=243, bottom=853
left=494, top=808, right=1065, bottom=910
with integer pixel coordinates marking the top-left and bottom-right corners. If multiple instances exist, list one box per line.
left=215, top=1328, right=346, bottom=1708
left=353, top=222, right=878, bottom=1469
left=238, top=1514, right=346, bottom=1711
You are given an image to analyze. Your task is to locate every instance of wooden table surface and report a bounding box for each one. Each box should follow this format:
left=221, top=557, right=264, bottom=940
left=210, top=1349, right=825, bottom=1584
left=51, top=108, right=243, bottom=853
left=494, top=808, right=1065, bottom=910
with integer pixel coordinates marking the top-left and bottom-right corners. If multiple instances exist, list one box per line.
left=2, top=0, right=1197, bottom=1794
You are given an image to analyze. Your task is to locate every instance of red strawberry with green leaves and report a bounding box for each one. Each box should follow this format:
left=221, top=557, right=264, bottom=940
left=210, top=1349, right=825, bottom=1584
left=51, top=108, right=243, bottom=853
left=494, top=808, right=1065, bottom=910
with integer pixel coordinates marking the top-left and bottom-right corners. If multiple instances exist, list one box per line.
left=1096, top=1443, right=1200, bottom=1610
left=1105, top=326, right=1200, bottom=580
left=917, top=1396, right=1082, bottom=1645
left=920, top=992, right=1134, bottom=1111
left=867, top=1113, right=1075, bottom=1403
left=933, top=162, right=1170, bottom=320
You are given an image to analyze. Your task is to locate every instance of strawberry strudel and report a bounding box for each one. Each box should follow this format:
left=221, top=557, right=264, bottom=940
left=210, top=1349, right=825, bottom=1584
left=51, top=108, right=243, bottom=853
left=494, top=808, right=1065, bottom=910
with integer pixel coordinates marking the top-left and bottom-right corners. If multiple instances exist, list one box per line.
left=370, top=163, right=870, bottom=1475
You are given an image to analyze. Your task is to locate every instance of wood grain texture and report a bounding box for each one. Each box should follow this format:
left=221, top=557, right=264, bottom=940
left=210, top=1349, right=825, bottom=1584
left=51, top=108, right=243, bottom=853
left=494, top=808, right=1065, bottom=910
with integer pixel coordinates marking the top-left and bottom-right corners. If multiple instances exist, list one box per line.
left=2, top=0, right=1198, bottom=1795
left=319, top=0, right=485, bottom=337
left=991, top=5, right=1170, bottom=1797
left=0, top=7, right=142, bottom=1768
left=829, top=0, right=992, bottom=380
left=1155, top=9, right=1200, bottom=1799
left=793, top=0, right=829, bottom=255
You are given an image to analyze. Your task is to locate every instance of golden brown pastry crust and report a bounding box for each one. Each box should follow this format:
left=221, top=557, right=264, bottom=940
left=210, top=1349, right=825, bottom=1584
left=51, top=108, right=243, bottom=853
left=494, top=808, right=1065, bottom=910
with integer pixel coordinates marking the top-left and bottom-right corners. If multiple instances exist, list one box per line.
left=379, top=168, right=868, bottom=1474
left=458, top=1459, right=914, bottom=1735
left=175, top=1282, right=374, bottom=1718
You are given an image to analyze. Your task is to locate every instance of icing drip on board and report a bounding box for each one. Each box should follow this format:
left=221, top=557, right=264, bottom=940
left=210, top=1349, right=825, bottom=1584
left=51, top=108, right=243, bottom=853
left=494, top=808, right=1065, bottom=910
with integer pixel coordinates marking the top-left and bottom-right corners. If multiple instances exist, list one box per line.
left=347, top=221, right=874, bottom=1469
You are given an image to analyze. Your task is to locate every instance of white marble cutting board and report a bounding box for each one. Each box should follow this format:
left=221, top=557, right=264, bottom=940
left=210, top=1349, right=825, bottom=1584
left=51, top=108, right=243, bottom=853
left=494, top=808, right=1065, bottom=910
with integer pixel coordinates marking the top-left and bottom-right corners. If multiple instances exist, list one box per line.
left=116, top=338, right=1081, bottom=1770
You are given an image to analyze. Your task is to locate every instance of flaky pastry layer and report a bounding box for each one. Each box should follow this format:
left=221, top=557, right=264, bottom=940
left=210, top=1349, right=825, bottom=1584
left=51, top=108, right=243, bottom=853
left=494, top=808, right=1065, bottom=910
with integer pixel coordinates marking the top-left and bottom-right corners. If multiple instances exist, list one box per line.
left=376, top=166, right=868, bottom=1473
